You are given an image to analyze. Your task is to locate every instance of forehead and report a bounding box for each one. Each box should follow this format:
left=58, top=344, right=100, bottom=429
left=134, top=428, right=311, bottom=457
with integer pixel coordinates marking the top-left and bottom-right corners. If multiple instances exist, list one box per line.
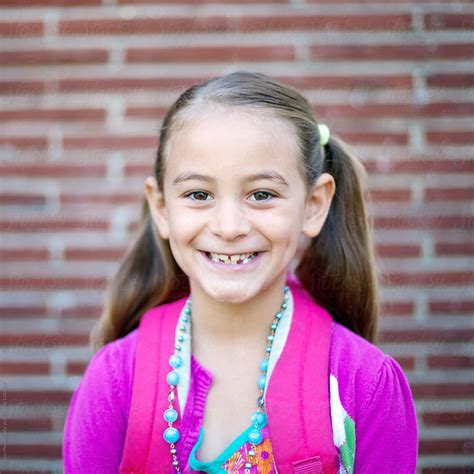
left=165, top=108, right=301, bottom=184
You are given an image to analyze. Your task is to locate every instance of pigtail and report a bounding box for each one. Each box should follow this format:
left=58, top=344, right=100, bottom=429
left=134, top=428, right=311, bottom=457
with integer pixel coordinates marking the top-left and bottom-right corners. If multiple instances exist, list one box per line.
left=89, top=199, right=189, bottom=354
left=294, top=135, right=381, bottom=344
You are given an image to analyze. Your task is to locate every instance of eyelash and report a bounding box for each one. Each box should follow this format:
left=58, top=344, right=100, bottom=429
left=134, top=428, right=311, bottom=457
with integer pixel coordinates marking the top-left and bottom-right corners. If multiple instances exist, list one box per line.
left=183, top=190, right=277, bottom=203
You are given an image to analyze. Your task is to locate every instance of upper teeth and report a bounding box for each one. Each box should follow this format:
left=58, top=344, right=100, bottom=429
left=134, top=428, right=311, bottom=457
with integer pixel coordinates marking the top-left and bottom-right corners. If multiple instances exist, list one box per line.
left=209, top=252, right=256, bottom=262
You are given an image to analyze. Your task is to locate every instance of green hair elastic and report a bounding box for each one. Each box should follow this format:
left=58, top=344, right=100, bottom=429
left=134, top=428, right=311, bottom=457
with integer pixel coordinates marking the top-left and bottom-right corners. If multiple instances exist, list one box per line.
left=317, top=123, right=330, bottom=146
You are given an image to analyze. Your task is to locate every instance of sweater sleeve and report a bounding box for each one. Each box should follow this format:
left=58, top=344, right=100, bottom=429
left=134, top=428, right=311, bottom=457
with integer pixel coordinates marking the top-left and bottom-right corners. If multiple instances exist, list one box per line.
left=62, top=338, right=133, bottom=473
left=354, top=354, right=418, bottom=473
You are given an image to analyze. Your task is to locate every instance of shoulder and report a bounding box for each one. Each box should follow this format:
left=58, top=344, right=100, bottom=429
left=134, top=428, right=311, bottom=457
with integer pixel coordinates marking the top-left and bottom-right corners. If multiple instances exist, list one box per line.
left=88, top=328, right=139, bottom=378
left=79, top=328, right=139, bottom=419
left=328, top=322, right=418, bottom=471
left=63, top=329, right=140, bottom=470
left=329, top=321, right=410, bottom=422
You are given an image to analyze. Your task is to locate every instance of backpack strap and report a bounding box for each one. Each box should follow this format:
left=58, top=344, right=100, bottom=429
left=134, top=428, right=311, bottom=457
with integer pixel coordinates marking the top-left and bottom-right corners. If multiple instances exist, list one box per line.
left=120, top=277, right=338, bottom=473
left=119, top=296, right=187, bottom=473
left=266, top=278, right=339, bottom=473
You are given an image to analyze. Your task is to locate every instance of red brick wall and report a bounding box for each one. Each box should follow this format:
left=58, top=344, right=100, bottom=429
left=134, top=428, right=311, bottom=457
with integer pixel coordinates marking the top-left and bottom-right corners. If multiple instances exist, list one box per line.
left=0, top=0, right=473, bottom=472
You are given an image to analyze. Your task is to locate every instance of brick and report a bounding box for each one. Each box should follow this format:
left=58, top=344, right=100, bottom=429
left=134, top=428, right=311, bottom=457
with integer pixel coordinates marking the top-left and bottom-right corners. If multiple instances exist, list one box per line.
left=375, top=244, right=421, bottom=258
left=425, top=13, right=474, bottom=30
left=310, top=43, right=474, bottom=61
left=306, top=0, right=466, bottom=2
left=59, top=17, right=221, bottom=35
left=0, top=334, right=89, bottom=347
left=425, top=187, right=474, bottom=201
left=0, top=218, right=108, bottom=232
left=383, top=271, right=474, bottom=287
left=427, top=355, right=474, bottom=369
left=59, top=15, right=412, bottom=35
left=426, top=131, right=474, bottom=145
left=0, top=0, right=100, bottom=5
left=63, top=135, right=158, bottom=149
left=59, top=76, right=198, bottom=92
left=369, top=188, right=411, bottom=202
left=393, top=356, right=415, bottom=370
left=0, top=361, right=49, bottom=375
left=316, top=102, right=474, bottom=118
left=126, top=106, right=170, bottom=119
left=60, top=193, right=139, bottom=205
left=118, top=0, right=289, bottom=3
left=58, top=75, right=412, bottom=94
left=0, top=21, right=43, bottom=37
left=125, top=163, right=154, bottom=176
left=412, top=383, right=474, bottom=399
left=339, top=131, right=407, bottom=145
left=374, top=216, right=473, bottom=230
left=0, top=136, right=48, bottom=148
left=378, top=328, right=474, bottom=343
left=419, top=439, right=473, bottom=454
left=0, top=247, right=49, bottom=261
left=1, top=471, right=50, bottom=474
left=0, top=49, right=108, bottom=66
left=426, top=73, right=474, bottom=88
left=282, top=74, right=413, bottom=90
left=4, top=417, right=53, bottom=432
left=380, top=300, right=415, bottom=316
left=0, top=276, right=107, bottom=290
left=0, top=80, right=45, bottom=95
left=423, top=411, right=474, bottom=426
left=429, top=300, right=474, bottom=315
left=0, top=108, right=106, bottom=122
left=6, top=444, right=61, bottom=458
left=365, top=159, right=473, bottom=174
left=0, top=306, right=47, bottom=318
left=0, top=163, right=106, bottom=178
left=435, top=242, right=474, bottom=256
left=421, top=468, right=472, bottom=474
left=5, top=389, right=72, bottom=405
left=237, top=14, right=412, bottom=32
left=66, top=361, right=88, bottom=375
left=0, top=193, right=46, bottom=205
left=64, top=246, right=127, bottom=261
left=126, top=45, right=295, bottom=63
left=60, top=305, right=102, bottom=318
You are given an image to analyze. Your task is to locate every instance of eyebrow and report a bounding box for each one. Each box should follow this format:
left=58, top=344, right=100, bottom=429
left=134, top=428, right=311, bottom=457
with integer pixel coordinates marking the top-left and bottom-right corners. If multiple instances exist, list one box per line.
left=173, top=170, right=289, bottom=187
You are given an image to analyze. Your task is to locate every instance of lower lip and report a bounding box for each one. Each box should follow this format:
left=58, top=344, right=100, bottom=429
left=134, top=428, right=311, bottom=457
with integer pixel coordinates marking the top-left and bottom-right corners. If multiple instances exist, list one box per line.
left=199, top=251, right=264, bottom=271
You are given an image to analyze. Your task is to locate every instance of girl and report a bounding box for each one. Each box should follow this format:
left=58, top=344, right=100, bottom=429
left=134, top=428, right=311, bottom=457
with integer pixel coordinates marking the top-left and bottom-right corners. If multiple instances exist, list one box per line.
left=63, top=71, right=418, bottom=473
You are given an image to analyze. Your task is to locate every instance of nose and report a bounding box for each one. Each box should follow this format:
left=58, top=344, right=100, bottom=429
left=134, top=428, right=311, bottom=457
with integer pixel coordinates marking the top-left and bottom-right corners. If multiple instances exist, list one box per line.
left=208, top=197, right=251, bottom=240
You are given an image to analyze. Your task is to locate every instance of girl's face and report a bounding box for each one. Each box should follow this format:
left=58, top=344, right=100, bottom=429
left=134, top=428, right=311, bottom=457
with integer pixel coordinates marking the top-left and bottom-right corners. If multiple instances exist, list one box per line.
left=145, top=107, right=335, bottom=305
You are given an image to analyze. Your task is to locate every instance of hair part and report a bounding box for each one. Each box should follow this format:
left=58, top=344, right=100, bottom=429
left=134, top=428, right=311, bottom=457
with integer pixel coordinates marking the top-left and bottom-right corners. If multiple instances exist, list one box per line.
left=90, top=70, right=380, bottom=354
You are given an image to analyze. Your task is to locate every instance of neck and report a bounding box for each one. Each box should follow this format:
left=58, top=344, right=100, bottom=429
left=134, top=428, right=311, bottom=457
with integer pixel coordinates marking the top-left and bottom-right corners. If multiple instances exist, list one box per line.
left=189, top=278, right=287, bottom=349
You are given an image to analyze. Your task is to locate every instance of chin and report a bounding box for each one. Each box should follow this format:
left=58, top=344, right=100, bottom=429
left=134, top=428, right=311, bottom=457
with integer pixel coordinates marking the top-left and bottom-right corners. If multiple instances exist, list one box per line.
left=205, top=284, right=255, bottom=304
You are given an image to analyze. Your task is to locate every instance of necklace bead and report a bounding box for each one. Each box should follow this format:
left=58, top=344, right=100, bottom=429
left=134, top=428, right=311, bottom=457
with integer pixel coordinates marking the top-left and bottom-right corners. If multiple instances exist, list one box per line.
left=247, top=429, right=263, bottom=445
left=164, top=427, right=180, bottom=443
left=167, top=371, right=179, bottom=385
left=169, top=354, right=183, bottom=368
left=164, top=408, right=178, bottom=423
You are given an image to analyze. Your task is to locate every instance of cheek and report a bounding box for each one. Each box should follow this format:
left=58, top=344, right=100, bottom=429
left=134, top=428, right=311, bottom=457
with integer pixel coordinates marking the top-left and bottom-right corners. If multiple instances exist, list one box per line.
left=255, top=209, right=302, bottom=238
left=168, top=207, right=202, bottom=240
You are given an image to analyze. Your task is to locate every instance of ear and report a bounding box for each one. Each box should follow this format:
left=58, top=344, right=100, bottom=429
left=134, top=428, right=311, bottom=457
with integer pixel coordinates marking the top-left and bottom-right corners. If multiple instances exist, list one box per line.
left=301, top=172, right=336, bottom=238
left=144, top=175, right=170, bottom=240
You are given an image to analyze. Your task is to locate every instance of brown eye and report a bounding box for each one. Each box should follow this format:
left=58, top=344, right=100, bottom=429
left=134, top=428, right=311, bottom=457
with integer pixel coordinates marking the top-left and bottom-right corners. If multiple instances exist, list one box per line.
left=185, top=191, right=211, bottom=201
left=251, top=191, right=275, bottom=202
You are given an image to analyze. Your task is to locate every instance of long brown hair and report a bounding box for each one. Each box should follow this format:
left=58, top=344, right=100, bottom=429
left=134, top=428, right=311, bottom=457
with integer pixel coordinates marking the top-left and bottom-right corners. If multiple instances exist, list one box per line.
left=89, top=71, right=380, bottom=354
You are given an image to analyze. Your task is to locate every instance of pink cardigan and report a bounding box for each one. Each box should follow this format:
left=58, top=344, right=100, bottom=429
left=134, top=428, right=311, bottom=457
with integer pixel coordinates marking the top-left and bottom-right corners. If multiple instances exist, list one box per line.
left=63, top=276, right=418, bottom=472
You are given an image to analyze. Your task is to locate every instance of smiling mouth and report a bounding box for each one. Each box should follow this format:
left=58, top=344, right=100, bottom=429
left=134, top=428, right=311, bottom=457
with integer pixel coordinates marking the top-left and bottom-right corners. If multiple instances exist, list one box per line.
left=203, top=251, right=260, bottom=265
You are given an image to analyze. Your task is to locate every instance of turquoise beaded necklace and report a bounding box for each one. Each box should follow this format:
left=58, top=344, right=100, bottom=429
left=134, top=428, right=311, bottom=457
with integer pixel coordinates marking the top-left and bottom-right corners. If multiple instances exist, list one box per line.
left=163, top=285, right=290, bottom=472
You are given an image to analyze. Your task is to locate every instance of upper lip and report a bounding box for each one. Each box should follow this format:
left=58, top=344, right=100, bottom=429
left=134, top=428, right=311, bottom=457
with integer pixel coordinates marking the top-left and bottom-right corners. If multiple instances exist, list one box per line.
left=202, top=250, right=261, bottom=255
